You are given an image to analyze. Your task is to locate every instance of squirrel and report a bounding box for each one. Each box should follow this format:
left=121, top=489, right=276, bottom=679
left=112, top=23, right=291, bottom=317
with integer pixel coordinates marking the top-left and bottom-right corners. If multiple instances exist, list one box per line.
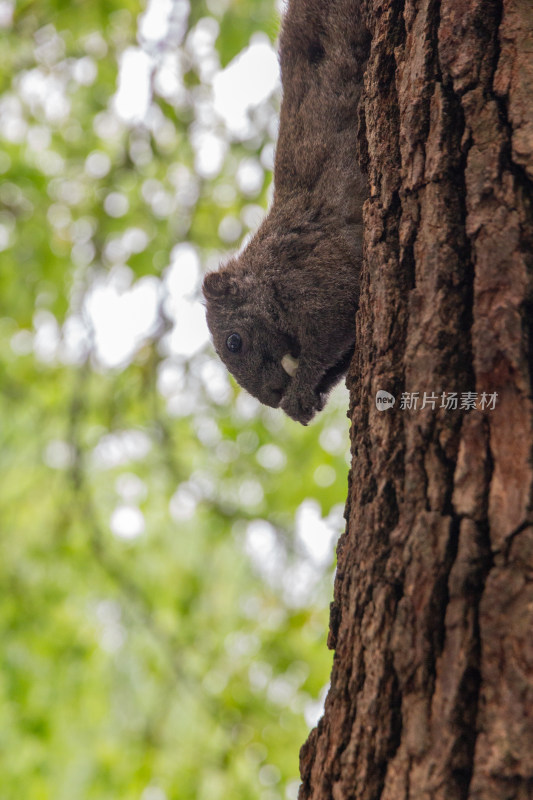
left=203, top=0, right=369, bottom=425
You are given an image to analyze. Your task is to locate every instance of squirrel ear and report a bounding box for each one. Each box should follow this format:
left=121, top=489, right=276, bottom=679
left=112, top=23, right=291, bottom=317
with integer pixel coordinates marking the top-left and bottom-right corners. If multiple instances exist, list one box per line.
left=202, top=270, right=236, bottom=300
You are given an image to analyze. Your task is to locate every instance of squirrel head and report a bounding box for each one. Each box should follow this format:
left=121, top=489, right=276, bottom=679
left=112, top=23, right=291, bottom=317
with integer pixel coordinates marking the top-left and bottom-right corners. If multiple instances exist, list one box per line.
left=202, top=266, right=298, bottom=409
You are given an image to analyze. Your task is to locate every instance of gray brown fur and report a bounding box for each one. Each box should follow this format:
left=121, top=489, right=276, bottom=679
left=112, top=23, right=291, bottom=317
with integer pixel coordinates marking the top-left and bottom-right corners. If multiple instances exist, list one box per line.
left=203, top=0, right=368, bottom=425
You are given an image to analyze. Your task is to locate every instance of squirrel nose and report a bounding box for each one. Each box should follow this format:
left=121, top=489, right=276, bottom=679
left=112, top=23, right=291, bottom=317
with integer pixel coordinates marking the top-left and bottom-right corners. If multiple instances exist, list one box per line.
left=267, top=388, right=283, bottom=408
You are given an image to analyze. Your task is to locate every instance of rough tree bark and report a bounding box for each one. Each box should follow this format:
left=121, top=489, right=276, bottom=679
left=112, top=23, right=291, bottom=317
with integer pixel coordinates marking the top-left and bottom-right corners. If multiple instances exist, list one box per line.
left=299, top=1, right=533, bottom=799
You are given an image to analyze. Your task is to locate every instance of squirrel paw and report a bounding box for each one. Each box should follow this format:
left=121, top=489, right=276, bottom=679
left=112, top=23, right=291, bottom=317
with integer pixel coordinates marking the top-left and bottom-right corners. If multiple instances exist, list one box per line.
left=281, top=389, right=324, bottom=426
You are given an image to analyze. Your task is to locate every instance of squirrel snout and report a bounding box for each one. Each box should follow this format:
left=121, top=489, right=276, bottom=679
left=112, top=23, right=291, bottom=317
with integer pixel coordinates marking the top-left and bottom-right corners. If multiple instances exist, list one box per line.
left=264, top=387, right=285, bottom=408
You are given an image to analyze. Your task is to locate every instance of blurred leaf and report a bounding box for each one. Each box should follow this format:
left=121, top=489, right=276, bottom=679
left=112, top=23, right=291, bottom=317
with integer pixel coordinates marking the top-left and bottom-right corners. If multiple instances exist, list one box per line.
left=0, top=0, right=349, bottom=797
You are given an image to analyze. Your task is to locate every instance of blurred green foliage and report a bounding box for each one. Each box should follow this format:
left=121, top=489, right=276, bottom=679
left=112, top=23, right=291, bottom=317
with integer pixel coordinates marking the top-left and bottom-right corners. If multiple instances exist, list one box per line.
left=0, top=0, right=351, bottom=797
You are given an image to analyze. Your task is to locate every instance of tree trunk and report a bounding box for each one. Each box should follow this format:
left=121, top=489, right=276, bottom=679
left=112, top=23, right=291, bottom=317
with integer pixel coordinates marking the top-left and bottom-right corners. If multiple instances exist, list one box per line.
left=299, top=1, right=533, bottom=798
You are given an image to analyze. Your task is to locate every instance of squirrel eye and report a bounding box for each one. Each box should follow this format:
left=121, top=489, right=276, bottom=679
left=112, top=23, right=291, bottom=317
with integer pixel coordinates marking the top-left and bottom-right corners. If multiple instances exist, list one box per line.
left=226, top=333, right=242, bottom=353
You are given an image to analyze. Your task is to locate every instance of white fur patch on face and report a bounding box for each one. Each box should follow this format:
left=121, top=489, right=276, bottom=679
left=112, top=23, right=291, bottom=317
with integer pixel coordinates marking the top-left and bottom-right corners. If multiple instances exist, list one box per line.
left=281, top=353, right=299, bottom=377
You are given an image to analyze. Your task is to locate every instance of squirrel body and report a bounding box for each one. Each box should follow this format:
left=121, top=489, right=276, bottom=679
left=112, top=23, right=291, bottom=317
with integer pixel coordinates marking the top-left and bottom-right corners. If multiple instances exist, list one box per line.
left=203, top=0, right=368, bottom=424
